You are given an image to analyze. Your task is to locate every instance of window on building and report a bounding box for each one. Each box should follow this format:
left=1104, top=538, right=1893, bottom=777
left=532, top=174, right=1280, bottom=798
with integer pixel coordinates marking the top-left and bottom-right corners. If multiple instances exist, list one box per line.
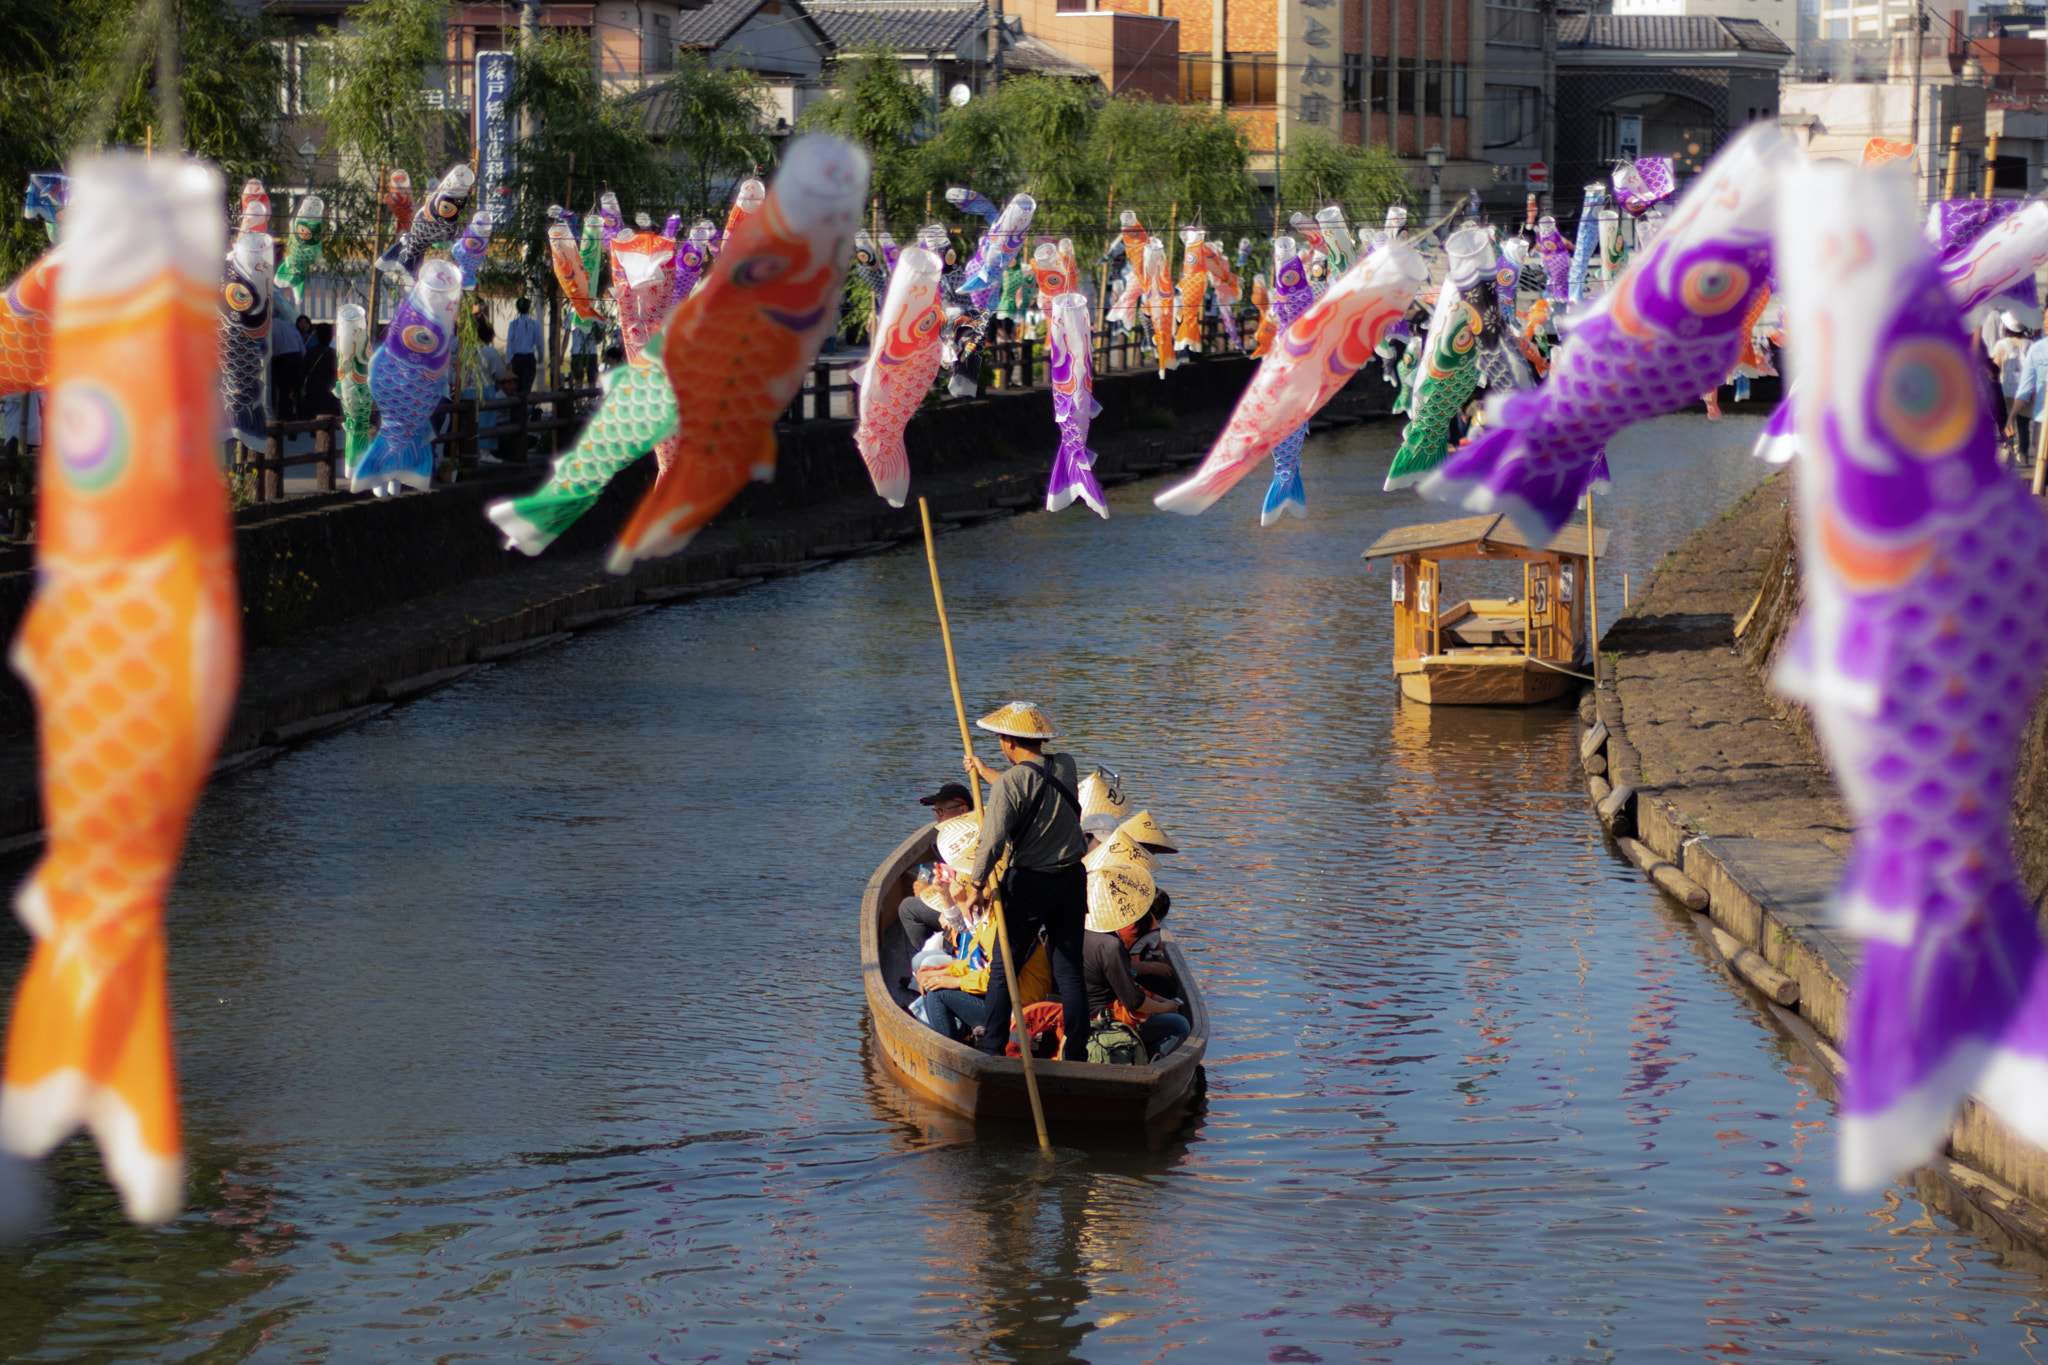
left=1484, top=84, right=1536, bottom=147
left=1180, top=55, right=1212, bottom=103
left=1827, top=16, right=1847, bottom=35
left=1424, top=68, right=1442, bottom=115
left=1342, top=53, right=1363, bottom=111
left=1396, top=57, right=1416, bottom=113
left=275, top=38, right=336, bottom=114
left=1057, top=0, right=1087, bottom=12
left=1371, top=55, right=1389, bottom=113
left=1226, top=53, right=1277, bottom=106
left=1451, top=63, right=1467, bottom=116
left=647, top=12, right=673, bottom=72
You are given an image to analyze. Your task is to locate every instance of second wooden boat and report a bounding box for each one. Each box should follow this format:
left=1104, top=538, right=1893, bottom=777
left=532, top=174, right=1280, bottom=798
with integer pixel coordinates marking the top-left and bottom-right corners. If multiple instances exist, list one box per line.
left=1361, top=513, right=1608, bottom=706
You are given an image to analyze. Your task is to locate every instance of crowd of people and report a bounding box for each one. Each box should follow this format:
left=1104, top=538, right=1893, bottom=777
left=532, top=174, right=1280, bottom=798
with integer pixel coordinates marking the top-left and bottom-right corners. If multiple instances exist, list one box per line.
left=895, top=701, right=1191, bottom=1067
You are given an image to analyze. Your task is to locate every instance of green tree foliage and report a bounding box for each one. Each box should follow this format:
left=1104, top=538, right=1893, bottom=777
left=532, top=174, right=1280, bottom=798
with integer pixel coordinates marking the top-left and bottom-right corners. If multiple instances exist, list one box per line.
left=0, top=0, right=284, bottom=278
left=495, top=32, right=669, bottom=298
left=319, top=0, right=460, bottom=265
left=1089, top=97, right=1255, bottom=230
left=639, top=53, right=774, bottom=225
left=798, top=48, right=930, bottom=216
left=1278, top=128, right=1417, bottom=224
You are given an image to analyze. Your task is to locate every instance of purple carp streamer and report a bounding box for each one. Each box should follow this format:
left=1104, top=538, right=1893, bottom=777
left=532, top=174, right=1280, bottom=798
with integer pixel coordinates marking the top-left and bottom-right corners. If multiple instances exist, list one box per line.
left=1045, top=292, right=1107, bottom=517
left=1773, top=160, right=2048, bottom=1189
left=1934, top=198, right=2048, bottom=318
left=1259, top=239, right=1319, bottom=523
left=1419, top=126, right=1797, bottom=541
left=1535, top=216, right=1572, bottom=304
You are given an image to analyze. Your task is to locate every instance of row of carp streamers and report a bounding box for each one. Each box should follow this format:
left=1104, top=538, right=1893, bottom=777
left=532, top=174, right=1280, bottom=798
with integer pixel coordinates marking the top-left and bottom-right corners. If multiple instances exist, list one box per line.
left=850, top=192, right=1275, bottom=517
left=0, top=135, right=871, bottom=1225
left=1166, top=121, right=2048, bottom=1193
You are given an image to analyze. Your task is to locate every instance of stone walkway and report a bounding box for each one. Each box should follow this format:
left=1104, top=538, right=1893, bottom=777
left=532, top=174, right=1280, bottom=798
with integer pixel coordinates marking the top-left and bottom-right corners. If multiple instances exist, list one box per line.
left=1600, top=472, right=1852, bottom=853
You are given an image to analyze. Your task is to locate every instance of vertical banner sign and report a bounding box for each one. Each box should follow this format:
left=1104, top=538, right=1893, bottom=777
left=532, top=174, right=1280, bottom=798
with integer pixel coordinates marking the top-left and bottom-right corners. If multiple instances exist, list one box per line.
left=475, top=52, right=516, bottom=203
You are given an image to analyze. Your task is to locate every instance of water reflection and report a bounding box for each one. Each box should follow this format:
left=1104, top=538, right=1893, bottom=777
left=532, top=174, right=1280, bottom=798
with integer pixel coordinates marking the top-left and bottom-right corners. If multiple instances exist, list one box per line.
left=6, top=412, right=2048, bottom=1360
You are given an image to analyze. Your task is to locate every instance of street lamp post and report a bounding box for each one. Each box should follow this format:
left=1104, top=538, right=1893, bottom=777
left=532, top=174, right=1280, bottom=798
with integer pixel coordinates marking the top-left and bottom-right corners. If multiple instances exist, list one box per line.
left=1426, top=143, right=1445, bottom=220
left=298, top=137, right=317, bottom=195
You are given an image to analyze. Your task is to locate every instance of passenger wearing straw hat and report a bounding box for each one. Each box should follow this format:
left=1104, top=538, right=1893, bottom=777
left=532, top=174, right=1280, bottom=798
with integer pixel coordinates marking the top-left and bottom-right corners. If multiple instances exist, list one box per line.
left=1083, top=857, right=1190, bottom=1060
left=961, top=700, right=1091, bottom=1062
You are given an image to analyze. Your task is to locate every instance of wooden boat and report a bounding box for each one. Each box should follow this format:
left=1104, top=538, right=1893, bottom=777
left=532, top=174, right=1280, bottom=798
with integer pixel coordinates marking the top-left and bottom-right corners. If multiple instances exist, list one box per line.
left=861, top=825, right=1208, bottom=1128
left=1361, top=513, right=1609, bottom=706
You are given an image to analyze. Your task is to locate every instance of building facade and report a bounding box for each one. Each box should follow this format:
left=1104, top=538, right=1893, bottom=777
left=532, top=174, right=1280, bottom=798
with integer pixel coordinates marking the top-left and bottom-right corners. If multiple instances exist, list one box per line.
left=1554, top=14, right=1791, bottom=193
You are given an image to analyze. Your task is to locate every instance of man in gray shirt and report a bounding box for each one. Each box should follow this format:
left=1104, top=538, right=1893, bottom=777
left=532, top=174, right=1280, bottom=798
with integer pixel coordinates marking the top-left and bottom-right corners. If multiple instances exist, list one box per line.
left=962, top=700, right=1090, bottom=1061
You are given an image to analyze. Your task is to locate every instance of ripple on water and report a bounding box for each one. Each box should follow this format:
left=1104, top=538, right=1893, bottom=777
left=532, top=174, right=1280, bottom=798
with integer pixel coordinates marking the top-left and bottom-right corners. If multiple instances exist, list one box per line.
left=6, top=412, right=2048, bottom=1362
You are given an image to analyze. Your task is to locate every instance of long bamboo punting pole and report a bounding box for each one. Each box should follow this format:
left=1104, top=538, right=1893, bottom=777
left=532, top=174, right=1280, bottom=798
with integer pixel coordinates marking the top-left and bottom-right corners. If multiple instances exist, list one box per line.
left=918, top=497, right=1052, bottom=1153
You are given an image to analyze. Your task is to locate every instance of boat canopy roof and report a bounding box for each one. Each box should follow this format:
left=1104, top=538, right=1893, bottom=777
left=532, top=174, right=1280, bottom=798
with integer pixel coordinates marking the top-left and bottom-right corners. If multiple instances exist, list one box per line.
left=1360, top=514, right=1611, bottom=563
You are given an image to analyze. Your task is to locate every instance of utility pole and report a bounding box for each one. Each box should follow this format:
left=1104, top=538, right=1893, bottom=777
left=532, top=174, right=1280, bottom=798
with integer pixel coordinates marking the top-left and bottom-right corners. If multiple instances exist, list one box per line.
left=1911, top=0, right=1925, bottom=202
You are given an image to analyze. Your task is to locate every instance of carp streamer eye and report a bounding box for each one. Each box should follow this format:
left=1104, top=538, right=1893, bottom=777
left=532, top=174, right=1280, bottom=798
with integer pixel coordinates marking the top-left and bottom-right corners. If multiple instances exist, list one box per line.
left=732, top=254, right=790, bottom=286
left=53, top=382, right=128, bottom=493
left=1880, top=338, right=1977, bottom=460
left=403, top=324, right=440, bottom=354
left=1678, top=260, right=1749, bottom=315
left=223, top=282, right=254, bottom=312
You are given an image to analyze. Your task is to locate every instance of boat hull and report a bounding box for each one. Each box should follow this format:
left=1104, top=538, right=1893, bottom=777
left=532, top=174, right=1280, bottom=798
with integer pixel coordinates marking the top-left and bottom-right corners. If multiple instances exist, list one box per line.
left=1396, top=656, right=1578, bottom=706
left=861, top=826, right=1208, bottom=1128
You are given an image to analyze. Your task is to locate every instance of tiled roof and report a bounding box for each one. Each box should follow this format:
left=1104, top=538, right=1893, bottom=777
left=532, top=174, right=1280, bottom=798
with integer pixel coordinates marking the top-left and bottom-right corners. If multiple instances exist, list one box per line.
left=1003, top=31, right=1099, bottom=80
left=804, top=0, right=988, bottom=55
left=675, top=0, right=774, bottom=48
left=1556, top=14, right=1794, bottom=56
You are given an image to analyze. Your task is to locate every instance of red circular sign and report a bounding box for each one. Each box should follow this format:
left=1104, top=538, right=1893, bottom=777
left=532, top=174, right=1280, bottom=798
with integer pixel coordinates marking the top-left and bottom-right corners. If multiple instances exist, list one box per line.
left=1526, top=161, right=1549, bottom=184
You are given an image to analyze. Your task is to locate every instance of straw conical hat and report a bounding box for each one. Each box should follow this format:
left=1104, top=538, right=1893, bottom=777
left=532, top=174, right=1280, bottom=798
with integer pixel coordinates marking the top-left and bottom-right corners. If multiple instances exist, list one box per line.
left=917, top=879, right=953, bottom=914
left=977, top=700, right=1060, bottom=739
left=935, top=812, right=982, bottom=872
left=1118, top=810, right=1177, bottom=855
left=1086, top=860, right=1157, bottom=933
left=1084, top=828, right=1158, bottom=874
left=1078, top=766, right=1130, bottom=821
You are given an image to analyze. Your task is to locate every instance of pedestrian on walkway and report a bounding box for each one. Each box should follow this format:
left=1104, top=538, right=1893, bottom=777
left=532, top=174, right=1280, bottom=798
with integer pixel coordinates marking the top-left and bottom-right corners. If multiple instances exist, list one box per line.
left=506, top=297, right=542, bottom=396
left=271, top=289, right=306, bottom=421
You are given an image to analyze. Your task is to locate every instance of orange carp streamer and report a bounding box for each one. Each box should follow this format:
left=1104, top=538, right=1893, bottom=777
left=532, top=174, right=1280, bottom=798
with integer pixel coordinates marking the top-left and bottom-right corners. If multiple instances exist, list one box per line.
left=0, top=249, right=62, bottom=397
left=608, top=136, right=867, bottom=574
left=0, top=155, right=238, bottom=1225
left=1175, top=234, right=1211, bottom=354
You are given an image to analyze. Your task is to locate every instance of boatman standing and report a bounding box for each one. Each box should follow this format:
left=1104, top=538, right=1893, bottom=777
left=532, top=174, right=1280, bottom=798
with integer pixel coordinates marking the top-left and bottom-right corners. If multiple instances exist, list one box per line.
left=962, top=700, right=1091, bottom=1062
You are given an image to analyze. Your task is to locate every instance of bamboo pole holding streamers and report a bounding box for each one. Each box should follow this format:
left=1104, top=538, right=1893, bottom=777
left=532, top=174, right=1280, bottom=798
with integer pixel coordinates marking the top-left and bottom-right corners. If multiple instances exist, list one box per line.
left=919, top=497, right=1053, bottom=1153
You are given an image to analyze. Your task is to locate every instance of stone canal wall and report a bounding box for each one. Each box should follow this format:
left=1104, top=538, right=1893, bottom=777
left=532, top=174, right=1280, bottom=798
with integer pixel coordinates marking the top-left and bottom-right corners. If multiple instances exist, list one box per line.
left=1579, top=473, right=2048, bottom=1251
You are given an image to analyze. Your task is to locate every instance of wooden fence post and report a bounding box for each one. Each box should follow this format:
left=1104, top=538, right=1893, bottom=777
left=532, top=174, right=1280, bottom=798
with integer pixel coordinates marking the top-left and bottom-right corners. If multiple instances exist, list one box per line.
left=314, top=418, right=335, bottom=492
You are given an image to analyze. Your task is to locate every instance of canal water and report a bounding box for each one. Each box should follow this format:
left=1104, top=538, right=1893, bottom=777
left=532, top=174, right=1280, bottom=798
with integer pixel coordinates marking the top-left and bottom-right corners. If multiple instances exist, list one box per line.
left=8, top=408, right=2048, bottom=1362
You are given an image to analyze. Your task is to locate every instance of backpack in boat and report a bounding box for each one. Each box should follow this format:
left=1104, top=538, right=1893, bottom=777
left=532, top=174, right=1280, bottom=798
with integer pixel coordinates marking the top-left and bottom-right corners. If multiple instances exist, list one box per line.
left=1086, top=1011, right=1148, bottom=1067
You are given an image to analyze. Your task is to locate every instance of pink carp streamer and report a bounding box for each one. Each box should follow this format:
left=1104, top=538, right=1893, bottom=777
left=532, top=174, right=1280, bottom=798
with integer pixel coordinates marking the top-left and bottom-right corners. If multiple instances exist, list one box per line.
left=1773, top=159, right=2048, bottom=1190
left=1419, top=125, right=1797, bottom=541
left=608, top=229, right=676, bottom=362
left=1154, top=240, right=1425, bottom=517
left=1045, top=292, right=1106, bottom=517
left=852, top=245, right=944, bottom=507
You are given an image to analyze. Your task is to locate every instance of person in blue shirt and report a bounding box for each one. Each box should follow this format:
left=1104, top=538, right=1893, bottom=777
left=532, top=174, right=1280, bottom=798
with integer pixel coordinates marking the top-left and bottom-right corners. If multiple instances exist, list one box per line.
left=505, top=297, right=542, bottom=395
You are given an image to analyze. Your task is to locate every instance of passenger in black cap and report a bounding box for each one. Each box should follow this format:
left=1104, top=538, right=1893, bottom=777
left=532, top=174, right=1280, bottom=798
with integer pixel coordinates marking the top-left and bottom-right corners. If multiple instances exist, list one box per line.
left=919, top=782, right=973, bottom=823
left=899, top=782, right=976, bottom=949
